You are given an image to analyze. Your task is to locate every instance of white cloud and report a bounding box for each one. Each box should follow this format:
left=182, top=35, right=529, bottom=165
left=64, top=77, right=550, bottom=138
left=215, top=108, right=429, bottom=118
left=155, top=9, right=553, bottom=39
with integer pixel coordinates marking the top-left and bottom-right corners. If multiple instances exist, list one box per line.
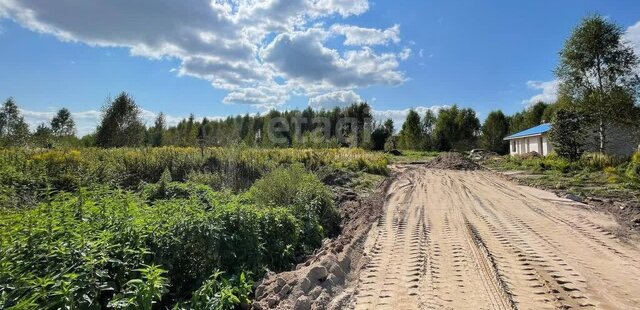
left=419, top=49, right=424, bottom=58
left=624, top=21, right=640, bottom=76
left=372, top=105, right=448, bottom=132
left=523, top=80, right=558, bottom=106
left=308, top=90, right=362, bottom=108
left=311, top=0, right=369, bottom=17
left=222, top=84, right=289, bottom=109
left=0, top=0, right=408, bottom=108
left=261, top=28, right=406, bottom=89
left=398, top=48, right=411, bottom=60
left=624, top=21, right=640, bottom=55
left=330, top=24, right=400, bottom=46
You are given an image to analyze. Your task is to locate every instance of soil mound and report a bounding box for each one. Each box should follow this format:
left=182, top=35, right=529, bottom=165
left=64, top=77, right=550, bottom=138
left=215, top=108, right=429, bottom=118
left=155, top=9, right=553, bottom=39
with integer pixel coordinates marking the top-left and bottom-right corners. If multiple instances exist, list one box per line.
left=424, top=152, right=484, bottom=170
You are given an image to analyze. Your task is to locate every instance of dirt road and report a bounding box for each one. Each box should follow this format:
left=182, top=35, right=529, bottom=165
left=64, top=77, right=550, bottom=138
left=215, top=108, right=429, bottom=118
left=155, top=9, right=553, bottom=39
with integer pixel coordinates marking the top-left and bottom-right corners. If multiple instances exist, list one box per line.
left=351, top=166, right=640, bottom=309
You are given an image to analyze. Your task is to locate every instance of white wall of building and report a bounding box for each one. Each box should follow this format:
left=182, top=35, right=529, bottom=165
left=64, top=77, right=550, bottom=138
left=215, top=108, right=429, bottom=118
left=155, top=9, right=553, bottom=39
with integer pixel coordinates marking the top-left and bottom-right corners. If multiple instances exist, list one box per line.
left=508, top=134, right=551, bottom=156
left=542, top=136, right=552, bottom=155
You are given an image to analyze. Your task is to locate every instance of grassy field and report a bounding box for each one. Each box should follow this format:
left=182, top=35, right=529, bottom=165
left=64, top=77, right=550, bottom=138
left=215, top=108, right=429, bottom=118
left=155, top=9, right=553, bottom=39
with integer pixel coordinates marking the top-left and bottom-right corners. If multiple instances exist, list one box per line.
left=483, top=152, right=640, bottom=201
left=0, top=147, right=388, bottom=309
left=384, top=150, right=440, bottom=164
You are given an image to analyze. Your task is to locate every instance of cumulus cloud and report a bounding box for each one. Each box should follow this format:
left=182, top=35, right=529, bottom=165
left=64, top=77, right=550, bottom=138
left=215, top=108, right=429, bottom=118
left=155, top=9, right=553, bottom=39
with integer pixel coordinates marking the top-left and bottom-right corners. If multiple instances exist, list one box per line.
left=308, top=90, right=362, bottom=108
left=330, top=24, right=400, bottom=46
left=0, top=0, right=408, bottom=108
left=222, top=84, right=289, bottom=108
left=311, top=0, right=369, bottom=17
left=261, top=28, right=406, bottom=89
left=523, top=80, right=558, bottom=106
left=372, top=105, right=448, bottom=132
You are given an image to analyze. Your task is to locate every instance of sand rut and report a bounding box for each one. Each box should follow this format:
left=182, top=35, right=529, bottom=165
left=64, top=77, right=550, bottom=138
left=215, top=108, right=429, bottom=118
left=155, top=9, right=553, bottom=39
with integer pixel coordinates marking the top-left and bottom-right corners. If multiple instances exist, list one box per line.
left=350, top=167, right=640, bottom=309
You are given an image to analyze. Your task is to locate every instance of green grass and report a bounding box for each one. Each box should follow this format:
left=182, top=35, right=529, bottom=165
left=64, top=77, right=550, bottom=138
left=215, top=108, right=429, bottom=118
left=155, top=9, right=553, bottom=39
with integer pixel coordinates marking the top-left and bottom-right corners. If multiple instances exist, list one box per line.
left=385, top=150, right=440, bottom=164
left=484, top=152, right=640, bottom=200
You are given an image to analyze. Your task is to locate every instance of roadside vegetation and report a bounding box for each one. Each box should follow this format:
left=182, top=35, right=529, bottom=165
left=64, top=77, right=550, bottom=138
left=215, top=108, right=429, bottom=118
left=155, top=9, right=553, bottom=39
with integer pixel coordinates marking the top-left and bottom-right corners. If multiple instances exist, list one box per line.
left=485, top=152, right=640, bottom=199
left=0, top=147, right=387, bottom=309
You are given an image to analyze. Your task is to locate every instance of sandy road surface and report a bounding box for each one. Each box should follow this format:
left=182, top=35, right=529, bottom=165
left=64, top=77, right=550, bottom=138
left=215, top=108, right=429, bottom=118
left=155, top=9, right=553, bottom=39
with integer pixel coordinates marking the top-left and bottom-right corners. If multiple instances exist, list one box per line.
left=351, top=166, right=640, bottom=309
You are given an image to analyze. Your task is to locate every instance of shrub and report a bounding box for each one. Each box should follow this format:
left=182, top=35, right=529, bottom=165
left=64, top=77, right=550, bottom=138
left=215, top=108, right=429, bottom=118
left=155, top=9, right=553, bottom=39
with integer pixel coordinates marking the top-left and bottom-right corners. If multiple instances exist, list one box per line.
left=108, top=265, right=169, bottom=310
left=187, top=171, right=224, bottom=190
left=0, top=187, right=320, bottom=308
left=188, top=271, right=253, bottom=310
left=247, top=164, right=340, bottom=238
left=581, top=152, right=625, bottom=170
left=0, top=189, right=151, bottom=309
left=0, top=147, right=387, bottom=207
left=625, top=151, right=640, bottom=182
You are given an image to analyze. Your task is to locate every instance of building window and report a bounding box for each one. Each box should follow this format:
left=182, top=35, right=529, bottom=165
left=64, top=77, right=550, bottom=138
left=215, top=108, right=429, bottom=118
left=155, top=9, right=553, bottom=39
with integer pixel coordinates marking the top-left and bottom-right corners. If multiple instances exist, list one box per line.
left=511, top=141, right=516, bottom=152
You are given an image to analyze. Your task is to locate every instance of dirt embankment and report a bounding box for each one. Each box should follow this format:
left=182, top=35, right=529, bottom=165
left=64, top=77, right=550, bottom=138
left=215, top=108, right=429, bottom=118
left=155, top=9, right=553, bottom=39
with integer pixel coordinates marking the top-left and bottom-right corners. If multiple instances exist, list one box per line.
left=251, top=175, right=393, bottom=310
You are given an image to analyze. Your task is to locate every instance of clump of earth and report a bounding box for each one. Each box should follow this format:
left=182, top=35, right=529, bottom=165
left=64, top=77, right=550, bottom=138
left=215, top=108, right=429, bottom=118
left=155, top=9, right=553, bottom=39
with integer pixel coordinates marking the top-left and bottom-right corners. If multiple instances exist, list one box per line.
left=423, top=152, right=484, bottom=170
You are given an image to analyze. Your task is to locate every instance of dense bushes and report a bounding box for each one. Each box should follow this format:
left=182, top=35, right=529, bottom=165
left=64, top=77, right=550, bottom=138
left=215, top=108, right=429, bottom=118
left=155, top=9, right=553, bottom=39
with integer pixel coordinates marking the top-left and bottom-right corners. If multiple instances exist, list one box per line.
left=0, top=182, right=324, bottom=308
left=0, top=145, right=368, bottom=309
left=0, top=146, right=380, bottom=308
left=0, top=189, right=151, bottom=309
left=247, top=164, right=340, bottom=238
left=0, top=147, right=388, bottom=208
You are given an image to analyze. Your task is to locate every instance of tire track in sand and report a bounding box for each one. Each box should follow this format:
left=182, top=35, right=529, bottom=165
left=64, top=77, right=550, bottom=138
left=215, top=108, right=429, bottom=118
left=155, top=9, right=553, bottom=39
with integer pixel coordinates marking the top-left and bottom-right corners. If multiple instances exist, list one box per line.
left=350, top=166, right=640, bottom=309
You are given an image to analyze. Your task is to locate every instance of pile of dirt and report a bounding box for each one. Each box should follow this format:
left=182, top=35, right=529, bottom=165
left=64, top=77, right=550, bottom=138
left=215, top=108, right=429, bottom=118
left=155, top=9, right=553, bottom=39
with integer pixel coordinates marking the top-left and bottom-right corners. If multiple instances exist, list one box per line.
left=251, top=176, right=392, bottom=310
left=424, top=152, right=484, bottom=170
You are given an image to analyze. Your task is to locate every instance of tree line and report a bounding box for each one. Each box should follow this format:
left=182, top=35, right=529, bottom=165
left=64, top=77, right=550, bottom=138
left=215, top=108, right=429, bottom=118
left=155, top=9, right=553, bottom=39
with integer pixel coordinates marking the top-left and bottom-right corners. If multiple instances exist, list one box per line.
left=0, top=93, right=554, bottom=154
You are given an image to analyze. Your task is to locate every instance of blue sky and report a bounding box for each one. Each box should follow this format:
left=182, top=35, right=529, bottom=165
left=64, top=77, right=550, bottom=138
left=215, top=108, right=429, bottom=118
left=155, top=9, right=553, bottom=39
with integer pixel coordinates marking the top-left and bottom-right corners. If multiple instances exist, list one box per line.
left=1, top=0, right=640, bottom=135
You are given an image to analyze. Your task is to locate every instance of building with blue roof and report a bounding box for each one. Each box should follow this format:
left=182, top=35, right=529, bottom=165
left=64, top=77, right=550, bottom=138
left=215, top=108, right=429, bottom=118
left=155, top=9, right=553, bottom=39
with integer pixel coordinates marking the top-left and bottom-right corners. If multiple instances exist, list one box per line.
left=503, top=123, right=552, bottom=156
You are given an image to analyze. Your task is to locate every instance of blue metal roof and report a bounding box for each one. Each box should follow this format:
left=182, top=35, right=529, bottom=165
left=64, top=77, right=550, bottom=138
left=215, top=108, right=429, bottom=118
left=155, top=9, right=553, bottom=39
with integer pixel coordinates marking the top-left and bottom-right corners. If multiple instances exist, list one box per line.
left=504, top=123, right=551, bottom=140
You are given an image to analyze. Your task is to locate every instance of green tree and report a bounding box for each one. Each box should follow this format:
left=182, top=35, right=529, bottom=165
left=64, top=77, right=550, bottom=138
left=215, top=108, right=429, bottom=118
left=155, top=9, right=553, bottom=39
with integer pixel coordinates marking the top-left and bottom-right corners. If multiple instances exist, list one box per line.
left=433, top=105, right=480, bottom=151
left=50, top=108, right=76, bottom=137
left=398, top=110, right=423, bottom=150
left=508, top=102, right=552, bottom=134
left=556, top=14, right=640, bottom=153
left=32, top=123, right=54, bottom=147
left=369, top=119, right=393, bottom=151
left=481, top=111, right=510, bottom=154
left=422, top=110, right=437, bottom=150
left=0, top=98, right=30, bottom=146
left=80, top=133, right=96, bottom=147
left=383, top=119, right=394, bottom=135
left=149, top=112, right=166, bottom=147
left=549, top=109, right=586, bottom=161
left=95, top=92, right=146, bottom=147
